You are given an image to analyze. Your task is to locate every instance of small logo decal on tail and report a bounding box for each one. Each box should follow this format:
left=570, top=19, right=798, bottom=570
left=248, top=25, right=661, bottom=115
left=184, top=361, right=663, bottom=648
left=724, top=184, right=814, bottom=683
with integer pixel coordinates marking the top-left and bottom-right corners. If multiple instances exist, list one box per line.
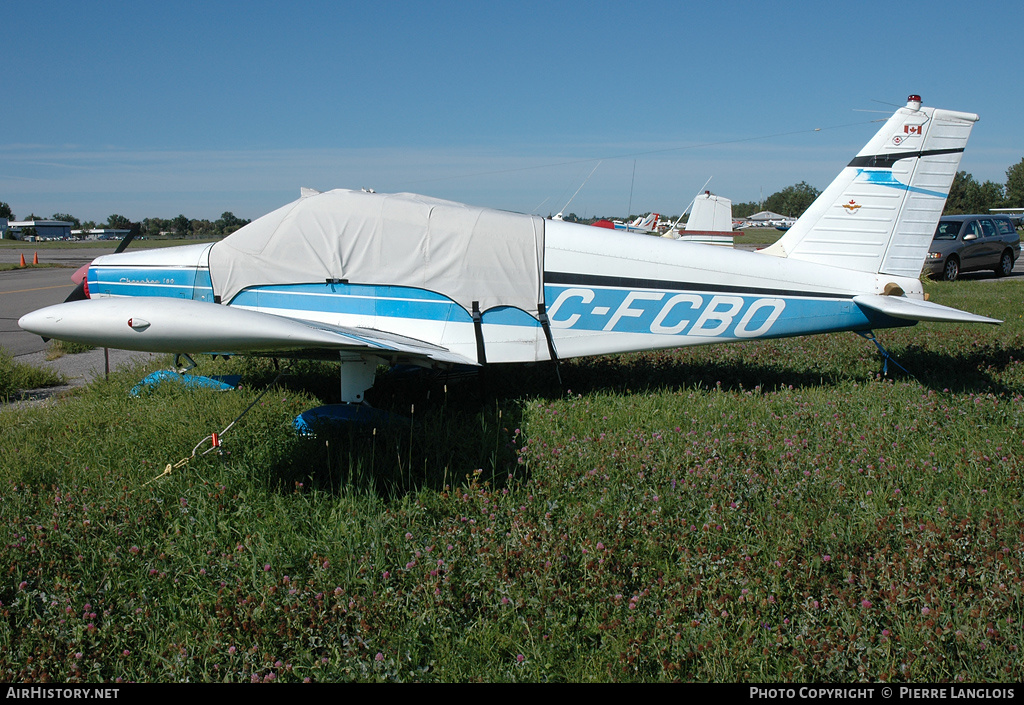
left=842, top=200, right=861, bottom=213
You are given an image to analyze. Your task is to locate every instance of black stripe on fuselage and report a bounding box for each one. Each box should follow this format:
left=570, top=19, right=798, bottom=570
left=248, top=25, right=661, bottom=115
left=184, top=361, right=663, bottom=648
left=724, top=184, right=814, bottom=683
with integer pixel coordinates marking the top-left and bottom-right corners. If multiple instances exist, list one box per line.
left=848, top=147, right=964, bottom=169
left=544, top=271, right=854, bottom=300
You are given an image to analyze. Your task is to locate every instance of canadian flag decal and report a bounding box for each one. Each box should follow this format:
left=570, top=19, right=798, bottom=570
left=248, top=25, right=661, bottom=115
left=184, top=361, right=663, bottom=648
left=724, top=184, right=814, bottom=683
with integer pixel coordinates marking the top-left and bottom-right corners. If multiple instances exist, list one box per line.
left=904, top=124, right=923, bottom=136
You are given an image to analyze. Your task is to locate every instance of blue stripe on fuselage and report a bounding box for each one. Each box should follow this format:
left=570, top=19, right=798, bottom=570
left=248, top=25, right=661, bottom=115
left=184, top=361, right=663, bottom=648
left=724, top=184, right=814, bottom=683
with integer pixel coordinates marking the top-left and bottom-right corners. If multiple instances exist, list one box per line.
left=232, top=283, right=471, bottom=323
left=238, top=281, right=908, bottom=339
left=233, top=283, right=545, bottom=328
left=89, top=266, right=197, bottom=299
left=90, top=270, right=909, bottom=340
left=544, top=284, right=910, bottom=339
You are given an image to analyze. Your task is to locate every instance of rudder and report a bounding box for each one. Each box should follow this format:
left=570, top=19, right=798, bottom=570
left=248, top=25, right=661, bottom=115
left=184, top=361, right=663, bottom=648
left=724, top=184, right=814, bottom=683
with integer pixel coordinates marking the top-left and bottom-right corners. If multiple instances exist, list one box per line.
left=760, top=95, right=978, bottom=277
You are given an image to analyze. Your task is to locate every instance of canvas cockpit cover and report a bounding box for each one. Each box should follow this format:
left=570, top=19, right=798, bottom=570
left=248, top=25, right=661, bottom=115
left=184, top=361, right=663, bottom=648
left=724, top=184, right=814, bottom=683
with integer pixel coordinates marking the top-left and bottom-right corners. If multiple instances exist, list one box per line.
left=208, top=189, right=546, bottom=318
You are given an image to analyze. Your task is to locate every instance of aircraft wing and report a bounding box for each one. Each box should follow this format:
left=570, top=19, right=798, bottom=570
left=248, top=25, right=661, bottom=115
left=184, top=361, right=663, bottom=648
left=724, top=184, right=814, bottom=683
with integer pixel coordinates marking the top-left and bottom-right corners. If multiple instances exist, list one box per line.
left=18, top=297, right=477, bottom=366
left=853, top=294, right=1001, bottom=324
left=289, top=317, right=476, bottom=365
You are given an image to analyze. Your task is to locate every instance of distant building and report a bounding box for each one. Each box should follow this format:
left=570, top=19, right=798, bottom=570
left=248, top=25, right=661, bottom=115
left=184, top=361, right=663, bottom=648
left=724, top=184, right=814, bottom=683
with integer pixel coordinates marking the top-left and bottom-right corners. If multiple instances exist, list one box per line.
left=741, top=211, right=796, bottom=228
left=7, top=219, right=73, bottom=241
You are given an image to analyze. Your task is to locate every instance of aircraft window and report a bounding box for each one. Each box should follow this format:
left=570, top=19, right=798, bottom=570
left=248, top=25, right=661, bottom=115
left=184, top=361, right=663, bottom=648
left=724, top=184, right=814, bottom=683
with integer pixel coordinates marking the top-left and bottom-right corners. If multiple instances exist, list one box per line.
left=979, top=219, right=997, bottom=238
left=933, top=221, right=960, bottom=240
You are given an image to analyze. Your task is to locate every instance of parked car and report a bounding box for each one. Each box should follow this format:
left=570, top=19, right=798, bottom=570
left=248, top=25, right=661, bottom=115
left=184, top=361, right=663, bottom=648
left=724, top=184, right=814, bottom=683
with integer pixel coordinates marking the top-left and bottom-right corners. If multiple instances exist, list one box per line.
left=923, top=214, right=1021, bottom=281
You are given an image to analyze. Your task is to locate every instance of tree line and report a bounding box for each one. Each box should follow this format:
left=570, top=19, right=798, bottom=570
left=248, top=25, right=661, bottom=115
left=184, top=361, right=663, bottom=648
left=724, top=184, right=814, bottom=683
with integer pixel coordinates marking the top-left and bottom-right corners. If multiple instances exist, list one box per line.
left=0, top=203, right=250, bottom=241
left=4, top=158, right=1023, bottom=239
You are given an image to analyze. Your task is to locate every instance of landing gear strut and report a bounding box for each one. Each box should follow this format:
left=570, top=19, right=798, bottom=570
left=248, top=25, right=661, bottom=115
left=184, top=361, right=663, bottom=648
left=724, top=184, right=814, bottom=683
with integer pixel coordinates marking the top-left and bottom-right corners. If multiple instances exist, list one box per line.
left=338, top=354, right=380, bottom=404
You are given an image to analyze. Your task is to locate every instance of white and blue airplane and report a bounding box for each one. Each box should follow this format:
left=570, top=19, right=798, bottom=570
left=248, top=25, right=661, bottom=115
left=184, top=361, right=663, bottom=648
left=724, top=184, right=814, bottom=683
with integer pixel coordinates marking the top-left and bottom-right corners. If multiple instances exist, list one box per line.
left=614, top=212, right=661, bottom=233
left=20, top=95, right=996, bottom=406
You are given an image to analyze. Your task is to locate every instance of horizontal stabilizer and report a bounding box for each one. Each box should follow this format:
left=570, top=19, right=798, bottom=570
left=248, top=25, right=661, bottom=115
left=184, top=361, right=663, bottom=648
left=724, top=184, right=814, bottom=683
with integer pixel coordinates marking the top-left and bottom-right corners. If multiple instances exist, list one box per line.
left=853, top=294, right=1000, bottom=324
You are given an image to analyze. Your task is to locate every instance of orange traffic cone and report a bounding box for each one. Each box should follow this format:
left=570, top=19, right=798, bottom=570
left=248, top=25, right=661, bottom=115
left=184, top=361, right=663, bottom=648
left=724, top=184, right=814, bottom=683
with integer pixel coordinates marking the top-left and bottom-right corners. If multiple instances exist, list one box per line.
left=33, top=252, right=38, bottom=265
left=19, top=253, right=25, bottom=267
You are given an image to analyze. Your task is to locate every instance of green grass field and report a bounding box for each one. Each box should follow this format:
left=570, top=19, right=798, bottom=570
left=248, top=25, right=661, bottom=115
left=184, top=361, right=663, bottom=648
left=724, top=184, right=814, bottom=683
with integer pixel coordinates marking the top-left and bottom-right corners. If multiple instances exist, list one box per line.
left=1, top=278, right=1022, bottom=682
left=0, top=349, right=65, bottom=399
left=734, top=227, right=784, bottom=246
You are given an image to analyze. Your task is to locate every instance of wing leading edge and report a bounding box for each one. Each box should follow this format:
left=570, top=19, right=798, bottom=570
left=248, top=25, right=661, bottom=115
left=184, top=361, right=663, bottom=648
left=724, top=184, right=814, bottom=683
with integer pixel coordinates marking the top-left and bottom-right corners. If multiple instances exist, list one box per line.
left=18, top=297, right=476, bottom=366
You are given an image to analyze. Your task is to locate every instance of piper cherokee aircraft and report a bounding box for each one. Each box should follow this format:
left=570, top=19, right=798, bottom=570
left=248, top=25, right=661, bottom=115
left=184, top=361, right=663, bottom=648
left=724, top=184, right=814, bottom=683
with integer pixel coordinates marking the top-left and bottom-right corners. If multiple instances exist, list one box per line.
left=20, top=95, right=996, bottom=407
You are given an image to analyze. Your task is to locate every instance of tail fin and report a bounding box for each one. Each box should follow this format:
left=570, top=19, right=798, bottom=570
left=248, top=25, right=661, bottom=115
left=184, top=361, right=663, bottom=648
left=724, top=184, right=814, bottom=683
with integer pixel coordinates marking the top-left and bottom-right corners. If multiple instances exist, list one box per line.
left=760, top=95, right=978, bottom=277
left=686, top=192, right=733, bottom=232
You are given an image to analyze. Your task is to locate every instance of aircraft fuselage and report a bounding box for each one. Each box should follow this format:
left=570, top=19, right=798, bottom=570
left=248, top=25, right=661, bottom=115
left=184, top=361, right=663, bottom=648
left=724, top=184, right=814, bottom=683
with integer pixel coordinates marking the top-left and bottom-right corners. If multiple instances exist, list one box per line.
left=75, top=218, right=918, bottom=366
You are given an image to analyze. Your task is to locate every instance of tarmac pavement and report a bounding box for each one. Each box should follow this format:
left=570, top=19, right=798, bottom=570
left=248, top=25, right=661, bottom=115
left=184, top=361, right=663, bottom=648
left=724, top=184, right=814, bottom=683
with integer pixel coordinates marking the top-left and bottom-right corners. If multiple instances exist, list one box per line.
left=1, top=247, right=164, bottom=403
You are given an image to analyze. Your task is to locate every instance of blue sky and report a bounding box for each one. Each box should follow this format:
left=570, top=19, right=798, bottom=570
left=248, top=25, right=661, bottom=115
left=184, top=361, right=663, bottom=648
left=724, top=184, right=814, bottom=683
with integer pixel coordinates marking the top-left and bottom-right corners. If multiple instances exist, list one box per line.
left=2, top=0, right=1022, bottom=223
